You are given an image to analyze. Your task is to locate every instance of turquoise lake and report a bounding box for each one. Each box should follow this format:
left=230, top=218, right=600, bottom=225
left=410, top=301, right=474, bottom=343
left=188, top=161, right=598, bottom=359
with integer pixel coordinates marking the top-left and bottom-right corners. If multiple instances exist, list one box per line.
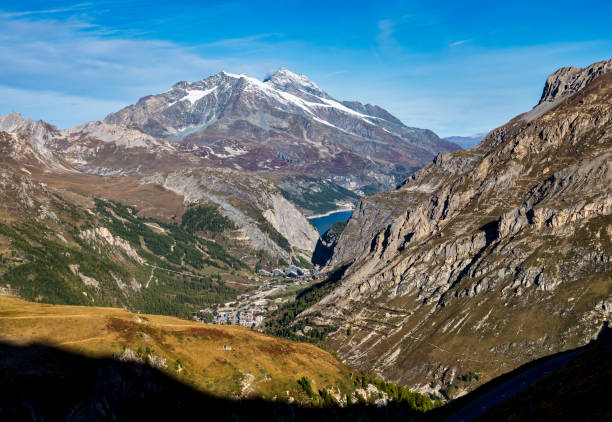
left=309, top=210, right=353, bottom=235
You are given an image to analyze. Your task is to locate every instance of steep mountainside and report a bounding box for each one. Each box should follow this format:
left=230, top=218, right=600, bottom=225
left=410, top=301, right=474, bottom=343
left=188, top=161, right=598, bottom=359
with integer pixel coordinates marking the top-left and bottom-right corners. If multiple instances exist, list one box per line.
left=0, top=112, right=318, bottom=261
left=303, top=59, right=612, bottom=394
left=104, top=68, right=459, bottom=191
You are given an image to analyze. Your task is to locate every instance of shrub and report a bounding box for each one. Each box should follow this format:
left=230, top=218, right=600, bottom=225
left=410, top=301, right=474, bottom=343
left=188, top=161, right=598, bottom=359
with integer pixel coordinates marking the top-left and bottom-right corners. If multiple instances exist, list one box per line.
left=297, top=376, right=315, bottom=398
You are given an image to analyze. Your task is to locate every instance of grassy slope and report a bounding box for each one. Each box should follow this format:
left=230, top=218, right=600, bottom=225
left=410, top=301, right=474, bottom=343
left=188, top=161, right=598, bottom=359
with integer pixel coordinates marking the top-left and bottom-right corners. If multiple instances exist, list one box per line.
left=0, top=296, right=354, bottom=402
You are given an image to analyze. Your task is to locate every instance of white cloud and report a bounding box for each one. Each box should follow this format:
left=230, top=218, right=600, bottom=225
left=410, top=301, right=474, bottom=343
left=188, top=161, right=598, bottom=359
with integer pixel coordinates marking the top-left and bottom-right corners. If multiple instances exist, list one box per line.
left=0, top=3, right=94, bottom=18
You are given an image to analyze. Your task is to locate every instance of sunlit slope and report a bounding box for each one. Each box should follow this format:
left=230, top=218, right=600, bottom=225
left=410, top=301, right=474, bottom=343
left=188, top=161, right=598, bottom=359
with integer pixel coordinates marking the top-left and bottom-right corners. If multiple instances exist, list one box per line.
left=0, top=296, right=354, bottom=402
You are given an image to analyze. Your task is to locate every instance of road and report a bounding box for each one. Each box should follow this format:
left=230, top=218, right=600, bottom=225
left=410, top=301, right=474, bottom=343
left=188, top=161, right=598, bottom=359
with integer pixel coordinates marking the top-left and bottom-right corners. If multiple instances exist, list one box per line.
left=444, top=349, right=582, bottom=422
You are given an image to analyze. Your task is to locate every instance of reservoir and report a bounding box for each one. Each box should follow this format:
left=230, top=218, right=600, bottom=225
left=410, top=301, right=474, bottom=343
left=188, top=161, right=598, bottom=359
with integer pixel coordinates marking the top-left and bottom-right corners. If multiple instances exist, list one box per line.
left=309, top=210, right=353, bottom=235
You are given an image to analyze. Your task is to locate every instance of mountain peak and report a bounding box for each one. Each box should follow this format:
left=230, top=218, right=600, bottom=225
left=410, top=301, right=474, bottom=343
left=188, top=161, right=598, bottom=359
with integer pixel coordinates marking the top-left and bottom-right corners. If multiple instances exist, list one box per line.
left=264, top=67, right=329, bottom=98
left=538, top=58, right=612, bottom=105
left=0, top=111, right=25, bottom=128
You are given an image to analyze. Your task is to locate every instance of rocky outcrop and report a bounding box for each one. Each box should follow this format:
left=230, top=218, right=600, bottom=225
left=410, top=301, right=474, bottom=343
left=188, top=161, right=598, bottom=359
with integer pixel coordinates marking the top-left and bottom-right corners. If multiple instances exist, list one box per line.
left=305, top=60, right=612, bottom=394
left=80, top=227, right=145, bottom=264
left=538, top=59, right=612, bottom=105
left=312, top=221, right=349, bottom=267
left=144, top=168, right=318, bottom=259
left=0, top=113, right=70, bottom=171
left=524, top=59, right=612, bottom=122
left=262, top=193, right=319, bottom=254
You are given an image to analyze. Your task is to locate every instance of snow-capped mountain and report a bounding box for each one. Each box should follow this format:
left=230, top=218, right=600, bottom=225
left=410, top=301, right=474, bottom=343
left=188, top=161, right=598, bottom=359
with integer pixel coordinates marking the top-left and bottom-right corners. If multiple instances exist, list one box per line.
left=104, top=68, right=459, bottom=190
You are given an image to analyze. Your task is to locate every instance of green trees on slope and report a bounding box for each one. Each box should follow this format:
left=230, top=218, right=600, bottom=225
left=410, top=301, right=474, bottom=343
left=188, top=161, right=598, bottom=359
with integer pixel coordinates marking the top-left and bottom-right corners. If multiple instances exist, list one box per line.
left=181, top=204, right=236, bottom=234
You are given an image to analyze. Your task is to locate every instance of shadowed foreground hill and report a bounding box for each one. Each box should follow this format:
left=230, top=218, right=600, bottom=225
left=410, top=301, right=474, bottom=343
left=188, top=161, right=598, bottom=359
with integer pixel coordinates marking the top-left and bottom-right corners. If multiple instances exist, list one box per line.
left=1, top=315, right=610, bottom=421
left=0, top=296, right=433, bottom=421
left=0, top=341, right=429, bottom=421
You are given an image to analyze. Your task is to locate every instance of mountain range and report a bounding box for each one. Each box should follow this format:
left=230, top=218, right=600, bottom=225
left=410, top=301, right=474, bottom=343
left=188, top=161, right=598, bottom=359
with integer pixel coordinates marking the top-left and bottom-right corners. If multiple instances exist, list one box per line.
left=0, top=68, right=459, bottom=265
left=1, top=58, right=611, bottom=419
left=103, top=68, right=459, bottom=192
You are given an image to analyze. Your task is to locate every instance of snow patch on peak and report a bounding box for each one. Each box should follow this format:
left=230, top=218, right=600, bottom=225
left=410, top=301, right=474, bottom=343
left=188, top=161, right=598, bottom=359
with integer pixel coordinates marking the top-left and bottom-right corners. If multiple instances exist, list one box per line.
left=183, top=87, right=217, bottom=104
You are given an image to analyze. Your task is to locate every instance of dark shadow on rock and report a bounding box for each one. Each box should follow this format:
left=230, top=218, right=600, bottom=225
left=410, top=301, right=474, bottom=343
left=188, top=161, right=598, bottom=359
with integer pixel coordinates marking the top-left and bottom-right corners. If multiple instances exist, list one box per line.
left=427, top=330, right=612, bottom=422
left=0, top=341, right=423, bottom=421
left=596, top=320, right=612, bottom=341
left=312, top=238, right=333, bottom=267
left=311, top=221, right=348, bottom=267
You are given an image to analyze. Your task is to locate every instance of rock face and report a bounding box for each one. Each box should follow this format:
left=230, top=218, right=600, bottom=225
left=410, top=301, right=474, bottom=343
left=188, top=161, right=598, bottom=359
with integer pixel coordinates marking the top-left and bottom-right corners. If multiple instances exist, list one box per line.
left=312, top=221, right=349, bottom=267
left=144, top=168, right=318, bottom=259
left=104, top=67, right=459, bottom=191
left=538, top=59, right=612, bottom=104
left=0, top=112, right=70, bottom=171
left=306, top=60, right=612, bottom=394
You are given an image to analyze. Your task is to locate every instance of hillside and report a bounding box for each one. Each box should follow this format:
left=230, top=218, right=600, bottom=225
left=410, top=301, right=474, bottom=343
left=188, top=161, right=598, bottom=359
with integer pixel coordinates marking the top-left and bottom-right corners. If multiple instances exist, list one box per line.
left=0, top=296, right=435, bottom=420
left=432, top=325, right=612, bottom=421
left=0, top=115, right=319, bottom=265
left=0, top=296, right=353, bottom=400
left=294, top=59, right=612, bottom=394
left=0, top=141, right=286, bottom=316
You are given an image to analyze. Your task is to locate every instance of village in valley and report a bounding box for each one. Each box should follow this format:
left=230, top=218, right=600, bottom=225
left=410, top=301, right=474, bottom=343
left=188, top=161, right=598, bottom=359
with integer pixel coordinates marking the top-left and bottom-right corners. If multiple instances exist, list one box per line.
left=194, top=264, right=326, bottom=329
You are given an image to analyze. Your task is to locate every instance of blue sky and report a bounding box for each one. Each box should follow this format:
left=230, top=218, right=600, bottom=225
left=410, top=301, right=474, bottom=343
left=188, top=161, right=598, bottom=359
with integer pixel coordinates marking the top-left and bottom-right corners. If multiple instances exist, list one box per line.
left=0, top=1, right=611, bottom=136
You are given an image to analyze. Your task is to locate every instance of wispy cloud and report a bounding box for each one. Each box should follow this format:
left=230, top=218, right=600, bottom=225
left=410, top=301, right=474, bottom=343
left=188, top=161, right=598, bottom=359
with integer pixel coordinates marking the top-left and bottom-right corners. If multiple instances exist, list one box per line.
left=1, top=4, right=610, bottom=136
left=376, top=18, right=401, bottom=55
left=449, top=39, right=469, bottom=47
left=0, top=3, right=94, bottom=18
left=0, top=11, right=278, bottom=126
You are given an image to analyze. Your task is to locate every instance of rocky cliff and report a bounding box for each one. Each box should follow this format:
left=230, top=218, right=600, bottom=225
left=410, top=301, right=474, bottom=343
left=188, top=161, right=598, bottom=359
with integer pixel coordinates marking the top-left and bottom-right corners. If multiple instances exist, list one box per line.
left=305, top=60, right=612, bottom=395
left=144, top=168, right=318, bottom=259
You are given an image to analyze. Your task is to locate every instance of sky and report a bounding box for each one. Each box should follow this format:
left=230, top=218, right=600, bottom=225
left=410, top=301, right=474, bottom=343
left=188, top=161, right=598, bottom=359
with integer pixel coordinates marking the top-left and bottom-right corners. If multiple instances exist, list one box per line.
left=0, top=1, right=611, bottom=137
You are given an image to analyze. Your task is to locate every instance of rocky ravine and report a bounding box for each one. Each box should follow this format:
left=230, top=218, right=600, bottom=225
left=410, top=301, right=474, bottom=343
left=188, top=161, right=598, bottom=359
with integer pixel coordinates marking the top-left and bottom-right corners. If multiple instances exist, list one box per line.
left=305, top=59, right=612, bottom=394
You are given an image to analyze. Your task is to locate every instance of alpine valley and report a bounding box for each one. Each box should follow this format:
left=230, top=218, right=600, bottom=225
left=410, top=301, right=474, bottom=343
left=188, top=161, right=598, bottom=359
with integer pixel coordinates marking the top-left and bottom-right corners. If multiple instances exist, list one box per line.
left=1, top=58, right=611, bottom=421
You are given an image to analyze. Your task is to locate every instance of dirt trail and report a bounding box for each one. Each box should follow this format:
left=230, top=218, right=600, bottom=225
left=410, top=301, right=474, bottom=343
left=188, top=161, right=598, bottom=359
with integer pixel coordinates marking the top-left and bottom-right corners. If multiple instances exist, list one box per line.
left=59, top=336, right=109, bottom=345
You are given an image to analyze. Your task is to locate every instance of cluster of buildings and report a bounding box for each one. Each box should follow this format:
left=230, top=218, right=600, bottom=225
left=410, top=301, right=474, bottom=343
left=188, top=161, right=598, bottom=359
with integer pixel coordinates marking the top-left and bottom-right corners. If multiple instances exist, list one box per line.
left=194, top=265, right=327, bottom=329
left=196, top=285, right=285, bottom=328
left=257, top=264, right=325, bottom=280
